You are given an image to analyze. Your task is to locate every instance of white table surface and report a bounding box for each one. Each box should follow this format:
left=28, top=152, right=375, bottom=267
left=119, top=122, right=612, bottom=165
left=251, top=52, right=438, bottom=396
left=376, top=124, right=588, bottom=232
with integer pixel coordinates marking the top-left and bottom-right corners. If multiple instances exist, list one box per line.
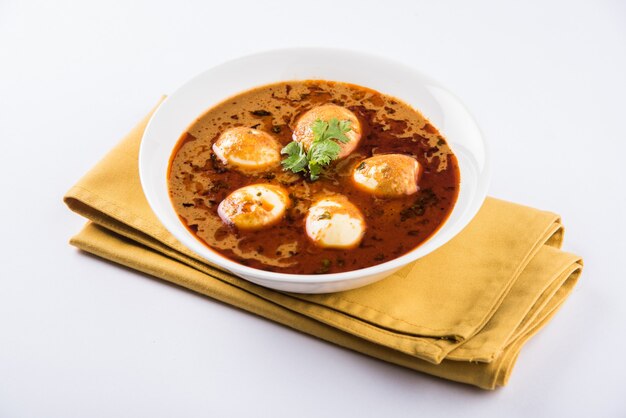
left=1, top=0, right=625, bottom=416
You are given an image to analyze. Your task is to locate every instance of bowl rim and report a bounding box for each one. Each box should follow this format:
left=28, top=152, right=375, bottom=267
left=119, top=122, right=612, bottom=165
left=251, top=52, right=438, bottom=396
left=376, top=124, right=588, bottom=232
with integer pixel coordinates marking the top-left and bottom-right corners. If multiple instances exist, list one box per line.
left=139, top=47, right=490, bottom=284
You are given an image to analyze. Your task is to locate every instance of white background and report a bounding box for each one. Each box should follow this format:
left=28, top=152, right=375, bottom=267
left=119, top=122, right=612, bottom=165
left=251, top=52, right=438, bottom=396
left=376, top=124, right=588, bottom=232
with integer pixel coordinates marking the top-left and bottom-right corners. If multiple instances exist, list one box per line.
left=1, top=0, right=625, bottom=416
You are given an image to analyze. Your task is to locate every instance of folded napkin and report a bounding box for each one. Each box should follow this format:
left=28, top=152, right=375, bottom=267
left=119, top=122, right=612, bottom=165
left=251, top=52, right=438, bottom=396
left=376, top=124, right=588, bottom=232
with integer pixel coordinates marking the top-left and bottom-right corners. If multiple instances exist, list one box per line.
left=64, top=101, right=582, bottom=389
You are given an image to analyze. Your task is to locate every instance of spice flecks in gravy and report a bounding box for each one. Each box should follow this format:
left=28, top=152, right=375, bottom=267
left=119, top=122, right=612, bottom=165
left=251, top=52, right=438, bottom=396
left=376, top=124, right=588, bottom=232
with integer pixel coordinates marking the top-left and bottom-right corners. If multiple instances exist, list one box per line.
left=168, top=80, right=460, bottom=274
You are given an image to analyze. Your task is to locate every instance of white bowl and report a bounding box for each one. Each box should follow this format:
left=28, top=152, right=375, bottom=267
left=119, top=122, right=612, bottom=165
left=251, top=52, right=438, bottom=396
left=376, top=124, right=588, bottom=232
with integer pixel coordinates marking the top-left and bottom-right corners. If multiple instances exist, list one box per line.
left=139, top=48, right=490, bottom=294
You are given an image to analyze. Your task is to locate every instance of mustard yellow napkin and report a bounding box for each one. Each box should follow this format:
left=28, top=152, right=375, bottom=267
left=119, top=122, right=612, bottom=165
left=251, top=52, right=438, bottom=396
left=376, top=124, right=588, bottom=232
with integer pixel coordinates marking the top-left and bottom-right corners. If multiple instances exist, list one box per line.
left=64, top=102, right=582, bottom=389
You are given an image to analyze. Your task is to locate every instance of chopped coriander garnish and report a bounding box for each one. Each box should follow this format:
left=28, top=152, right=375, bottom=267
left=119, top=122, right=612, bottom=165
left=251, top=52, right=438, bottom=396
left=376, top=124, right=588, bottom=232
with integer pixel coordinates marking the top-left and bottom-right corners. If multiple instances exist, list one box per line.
left=281, top=118, right=352, bottom=181
left=317, top=258, right=332, bottom=274
left=280, top=141, right=308, bottom=174
left=317, top=211, right=331, bottom=220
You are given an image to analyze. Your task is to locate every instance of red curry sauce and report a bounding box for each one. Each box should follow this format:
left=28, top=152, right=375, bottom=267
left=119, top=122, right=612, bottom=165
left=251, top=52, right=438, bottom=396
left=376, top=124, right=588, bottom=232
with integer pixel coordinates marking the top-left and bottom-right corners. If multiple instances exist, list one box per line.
left=168, top=80, right=460, bottom=274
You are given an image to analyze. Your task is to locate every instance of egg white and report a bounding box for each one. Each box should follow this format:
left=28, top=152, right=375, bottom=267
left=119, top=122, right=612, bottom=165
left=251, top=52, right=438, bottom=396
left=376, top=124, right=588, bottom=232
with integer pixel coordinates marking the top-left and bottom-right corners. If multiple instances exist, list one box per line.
left=218, top=184, right=289, bottom=230
left=213, top=127, right=281, bottom=172
left=305, top=196, right=366, bottom=249
left=353, top=154, right=421, bottom=197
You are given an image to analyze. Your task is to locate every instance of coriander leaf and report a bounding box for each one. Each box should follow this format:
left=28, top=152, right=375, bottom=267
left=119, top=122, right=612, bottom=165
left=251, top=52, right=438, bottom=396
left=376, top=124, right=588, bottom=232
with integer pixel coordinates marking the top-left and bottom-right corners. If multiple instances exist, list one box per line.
left=308, top=139, right=341, bottom=166
left=308, top=161, right=324, bottom=181
left=281, top=141, right=302, bottom=155
left=311, top=119, right=328, bottom=140
left=323, top=118, right=351, bottom=144
left=281, top=141, right=307, bottom=173
left=338, top=119, right=352, bottom=135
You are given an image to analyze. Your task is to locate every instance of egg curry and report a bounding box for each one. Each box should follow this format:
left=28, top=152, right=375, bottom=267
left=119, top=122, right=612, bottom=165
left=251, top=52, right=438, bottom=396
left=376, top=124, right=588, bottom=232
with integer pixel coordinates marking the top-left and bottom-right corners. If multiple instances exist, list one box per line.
left=168, top=80, right=460, bottom=274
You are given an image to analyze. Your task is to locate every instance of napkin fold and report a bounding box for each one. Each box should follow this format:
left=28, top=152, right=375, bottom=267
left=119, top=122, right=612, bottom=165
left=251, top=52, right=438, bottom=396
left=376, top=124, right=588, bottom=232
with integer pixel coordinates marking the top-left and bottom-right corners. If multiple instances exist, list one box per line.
left=64, top=101, right=582, bottom=389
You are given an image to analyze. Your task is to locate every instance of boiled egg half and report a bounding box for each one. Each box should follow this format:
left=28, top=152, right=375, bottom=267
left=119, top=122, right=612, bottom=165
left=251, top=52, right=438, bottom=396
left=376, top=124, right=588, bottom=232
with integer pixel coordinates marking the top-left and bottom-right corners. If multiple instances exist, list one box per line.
left=292, top=104, right=362, bottom=159
left=218, top=184, right=290, bottom=230
left=212, top=127, right=281, bottom=172
left=305, top=195, right=366, bottom=249
left=353, top=154, right=421, bottom=198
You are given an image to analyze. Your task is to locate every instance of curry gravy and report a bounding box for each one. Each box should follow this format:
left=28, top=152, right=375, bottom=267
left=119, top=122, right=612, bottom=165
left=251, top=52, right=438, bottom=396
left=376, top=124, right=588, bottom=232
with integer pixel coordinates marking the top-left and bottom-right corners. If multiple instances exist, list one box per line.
left=168, top=80, right=460, bottom=274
